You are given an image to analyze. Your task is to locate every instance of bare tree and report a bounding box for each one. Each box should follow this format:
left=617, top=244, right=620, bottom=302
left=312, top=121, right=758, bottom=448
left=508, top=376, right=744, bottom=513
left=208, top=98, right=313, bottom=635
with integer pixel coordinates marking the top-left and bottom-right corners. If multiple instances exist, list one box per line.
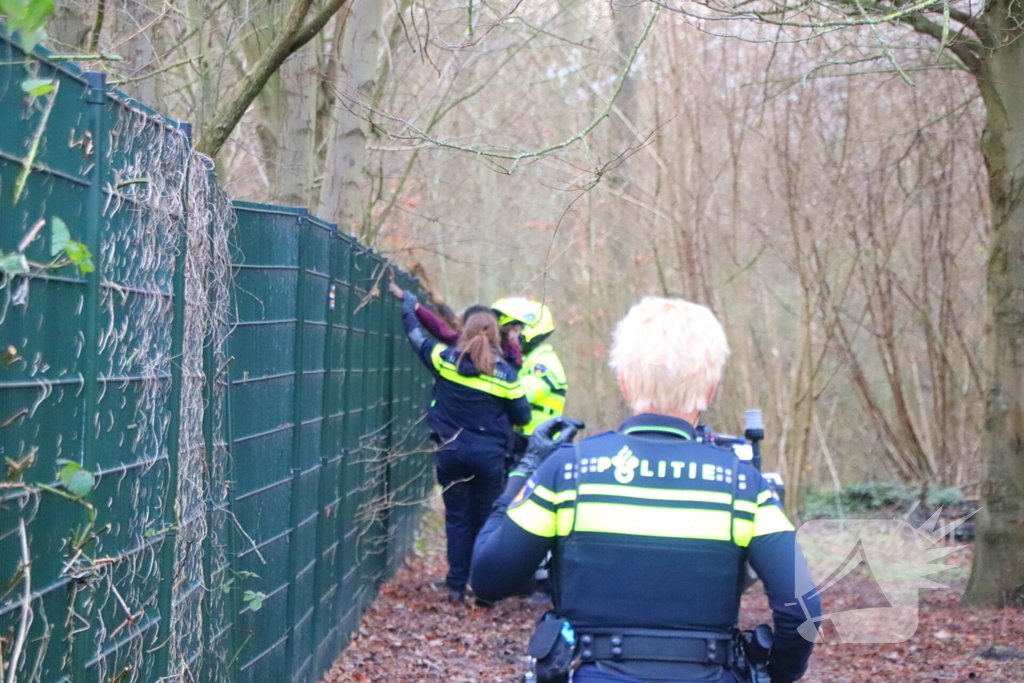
left=318, top=0, right=386, bottom=235
left=665, top=0, right=1022, bottom=609
left=249, top=0, right=321, bottom=205
left=194, top=0, right=351, bottom=157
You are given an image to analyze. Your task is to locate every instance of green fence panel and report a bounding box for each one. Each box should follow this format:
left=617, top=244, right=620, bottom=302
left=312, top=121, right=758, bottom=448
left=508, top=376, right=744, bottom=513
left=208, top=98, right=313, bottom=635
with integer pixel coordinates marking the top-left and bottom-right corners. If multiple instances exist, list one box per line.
left=1, top=32, right=433, bottom=683
left=0, top=35, right=193, bottom=683
left=0, top=46, right=94, bottom=683
left=228, top=203, right=304, bottom=683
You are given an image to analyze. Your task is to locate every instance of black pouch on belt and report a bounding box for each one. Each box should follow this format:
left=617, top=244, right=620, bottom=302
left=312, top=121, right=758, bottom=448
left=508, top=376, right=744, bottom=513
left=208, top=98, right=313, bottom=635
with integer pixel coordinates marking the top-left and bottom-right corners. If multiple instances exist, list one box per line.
left=527, top=612, right=577, bottom=683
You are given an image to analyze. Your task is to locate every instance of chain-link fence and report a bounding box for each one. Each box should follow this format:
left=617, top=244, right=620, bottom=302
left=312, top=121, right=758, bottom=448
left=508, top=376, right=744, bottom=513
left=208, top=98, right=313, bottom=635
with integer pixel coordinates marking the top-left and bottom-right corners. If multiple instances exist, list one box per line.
left=0, top=32, right=433, bottom=683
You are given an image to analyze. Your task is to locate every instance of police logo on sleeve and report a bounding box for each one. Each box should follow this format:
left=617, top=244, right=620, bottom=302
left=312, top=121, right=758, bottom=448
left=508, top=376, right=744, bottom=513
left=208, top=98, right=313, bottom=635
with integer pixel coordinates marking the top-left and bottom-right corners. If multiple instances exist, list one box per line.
left=509, top=476, right=538, bottom=509
left=533, top=364, right=548, bottom=375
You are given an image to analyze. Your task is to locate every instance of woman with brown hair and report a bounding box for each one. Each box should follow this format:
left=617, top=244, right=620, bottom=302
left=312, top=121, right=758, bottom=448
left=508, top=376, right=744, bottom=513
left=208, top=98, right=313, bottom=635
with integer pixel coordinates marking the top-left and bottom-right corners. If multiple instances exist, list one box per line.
left=397, top=288, right=531, bottom=602
left=388, top=280, right=524, bottom=367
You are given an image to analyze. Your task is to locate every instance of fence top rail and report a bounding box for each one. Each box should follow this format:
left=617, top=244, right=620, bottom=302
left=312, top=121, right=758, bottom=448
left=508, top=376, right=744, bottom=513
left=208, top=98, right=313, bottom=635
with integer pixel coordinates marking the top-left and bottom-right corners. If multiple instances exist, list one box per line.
left=308, top=214, right=338, bottom=232
left=233, top=201, right=310, bottom=217
left=232, top=200, right=420, bottom=283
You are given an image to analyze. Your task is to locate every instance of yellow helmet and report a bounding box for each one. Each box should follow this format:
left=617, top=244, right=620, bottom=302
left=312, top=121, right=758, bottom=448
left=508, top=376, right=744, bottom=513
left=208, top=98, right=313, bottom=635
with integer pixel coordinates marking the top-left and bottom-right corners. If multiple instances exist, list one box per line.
left=491, top=297, right=555, bottom=343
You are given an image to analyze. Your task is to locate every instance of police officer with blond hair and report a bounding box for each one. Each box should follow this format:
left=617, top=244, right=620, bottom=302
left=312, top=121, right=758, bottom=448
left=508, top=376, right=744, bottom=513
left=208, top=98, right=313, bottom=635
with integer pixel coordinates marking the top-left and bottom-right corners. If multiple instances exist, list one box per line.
left=471, top=297, right=820, bottom=683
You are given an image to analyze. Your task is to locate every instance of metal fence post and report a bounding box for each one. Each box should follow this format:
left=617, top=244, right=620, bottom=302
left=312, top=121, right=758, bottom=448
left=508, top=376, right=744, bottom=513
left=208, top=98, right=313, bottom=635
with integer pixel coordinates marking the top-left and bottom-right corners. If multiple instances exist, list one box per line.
left=70, top=69, right=107, bottom=681
left=382, top=270, right=397, bottom=575
left=200, top=158, right=222, bottom=683
left=154, top=120, right=193, bottom=680
left=333, top=244, right=358, bottom=637
left=285, top=210, right=310, bottom=681
left=222, top=286, right=241, bottom=680
left=311, top=224, right=340, bottom=680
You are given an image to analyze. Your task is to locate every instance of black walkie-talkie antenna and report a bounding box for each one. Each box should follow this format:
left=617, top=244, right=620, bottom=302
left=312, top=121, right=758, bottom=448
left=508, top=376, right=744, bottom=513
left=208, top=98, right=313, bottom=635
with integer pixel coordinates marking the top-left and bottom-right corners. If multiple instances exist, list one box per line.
left=745, top=409, right=764, bottom=472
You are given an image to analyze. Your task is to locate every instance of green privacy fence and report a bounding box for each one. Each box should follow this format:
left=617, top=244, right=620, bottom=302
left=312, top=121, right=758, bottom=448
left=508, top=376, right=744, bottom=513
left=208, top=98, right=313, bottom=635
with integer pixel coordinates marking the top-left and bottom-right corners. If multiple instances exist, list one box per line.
left=0, top=30, right=433, bottom=683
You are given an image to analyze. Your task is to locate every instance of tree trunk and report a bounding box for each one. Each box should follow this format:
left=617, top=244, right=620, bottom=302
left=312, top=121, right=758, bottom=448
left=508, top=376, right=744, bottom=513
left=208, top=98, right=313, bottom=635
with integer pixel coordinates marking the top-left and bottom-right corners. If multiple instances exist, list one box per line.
left=257, top=43, right=317, bottom=206
left=610, top=1, right=643, bottom=169
left=194, top=0, right=315, bottom=158
left=49, top=4, right=90, bottom=51
left=188, top=0, right=218, bottom=137
left=317, top=0, right=384, bottom=237
left=963, top=23, right=1024, bottom=606
left=121, top=0, right=158, bottom=105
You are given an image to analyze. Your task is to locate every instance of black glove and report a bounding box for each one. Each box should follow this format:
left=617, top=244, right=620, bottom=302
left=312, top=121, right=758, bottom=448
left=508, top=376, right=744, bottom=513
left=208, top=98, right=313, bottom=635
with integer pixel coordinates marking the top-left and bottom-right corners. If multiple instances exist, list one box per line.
left=402, top=291, right=430, bottom=348
left=512, top=417, right=585, bottom=478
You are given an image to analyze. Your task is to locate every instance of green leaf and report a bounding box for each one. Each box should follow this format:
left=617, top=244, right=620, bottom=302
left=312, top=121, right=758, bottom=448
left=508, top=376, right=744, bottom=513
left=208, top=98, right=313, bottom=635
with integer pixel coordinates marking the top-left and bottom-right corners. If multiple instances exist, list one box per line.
left=20, top=78, right=54, bottom=97
left=0, top=253, right=29, bottom=275
left=50, top=216, right=69, bottom=256
left=51, top=218, right=95, bottom=274
left=144, top=522, right=176, bottom=538
left=58, top=461, right=82, bottom=488
left=67, top=469, right=95, bottom=497
left=59, top=460, right=96, bottom=498
left=1, top=0, right=55, bottom=52
left=64, top=240, right=94, bottom=274
left=242, top=590, right=266, bottom=612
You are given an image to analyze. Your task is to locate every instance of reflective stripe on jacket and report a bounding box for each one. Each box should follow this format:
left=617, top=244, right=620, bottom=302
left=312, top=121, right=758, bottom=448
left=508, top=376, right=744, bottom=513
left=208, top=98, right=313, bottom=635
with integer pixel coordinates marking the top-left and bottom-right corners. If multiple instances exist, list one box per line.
left=470, top=413, right=818, bottom=683
left=505, top=416, right=793, bottom=632
left=519, top=343, right=567, bottom=434
left=402, top=292, right=531, bottom=452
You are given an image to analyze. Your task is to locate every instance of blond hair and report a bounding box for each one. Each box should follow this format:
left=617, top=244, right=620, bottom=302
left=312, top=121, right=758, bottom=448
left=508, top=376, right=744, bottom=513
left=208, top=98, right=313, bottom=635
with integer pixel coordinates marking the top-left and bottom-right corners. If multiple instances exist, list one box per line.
left=609, top=297, right=730, bottom=415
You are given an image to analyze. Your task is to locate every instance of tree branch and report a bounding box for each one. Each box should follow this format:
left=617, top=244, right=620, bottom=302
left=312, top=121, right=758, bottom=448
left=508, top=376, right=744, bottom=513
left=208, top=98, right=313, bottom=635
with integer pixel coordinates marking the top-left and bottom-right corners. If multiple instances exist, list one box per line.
left=900, top=0, right=989, bottom=45
left=290, top=0, right=351, bottom=56
left=89, top=0, right=107, bottom=54
left=195, top=0, right=316, bottom=157
left=840, top=0, right=986, bottom=72
left=363, top=4, right=661, bottom=173
left=896, top=11, right=984, bottom=72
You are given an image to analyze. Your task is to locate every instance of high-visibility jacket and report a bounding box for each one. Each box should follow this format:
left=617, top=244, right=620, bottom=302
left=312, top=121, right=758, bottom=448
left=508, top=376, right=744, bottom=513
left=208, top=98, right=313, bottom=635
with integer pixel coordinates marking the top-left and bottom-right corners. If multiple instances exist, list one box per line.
left=402, top=293, right=531, bottom=452
left=519, top=343, right=567, bottom=435
left=470, top=414, right=819, bottom=683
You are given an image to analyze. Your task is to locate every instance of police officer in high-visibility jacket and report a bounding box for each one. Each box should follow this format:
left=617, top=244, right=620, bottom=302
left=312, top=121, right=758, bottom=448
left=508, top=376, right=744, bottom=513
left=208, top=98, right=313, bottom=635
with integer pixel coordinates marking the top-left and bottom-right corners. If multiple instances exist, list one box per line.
left=398, top=290, right=532, bottom=603
left=490, top=298, right=567, bottom=436
left=471, top=297, right=820, bottom=683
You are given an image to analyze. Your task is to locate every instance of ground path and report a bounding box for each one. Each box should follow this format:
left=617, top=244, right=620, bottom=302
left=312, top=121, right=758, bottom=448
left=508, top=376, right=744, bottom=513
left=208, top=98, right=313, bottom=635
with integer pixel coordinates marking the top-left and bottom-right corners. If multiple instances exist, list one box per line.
left=322, top=502, right=1024, bottom=682
left=321, top=502, right=544, bottom=682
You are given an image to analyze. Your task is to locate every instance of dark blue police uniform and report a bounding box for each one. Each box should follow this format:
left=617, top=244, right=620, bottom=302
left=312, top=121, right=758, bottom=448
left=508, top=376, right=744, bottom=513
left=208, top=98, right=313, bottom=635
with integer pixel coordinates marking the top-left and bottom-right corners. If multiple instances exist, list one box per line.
left=471, top=414, right=821, bottom=682
left=402, top=293, right=531, bottom=596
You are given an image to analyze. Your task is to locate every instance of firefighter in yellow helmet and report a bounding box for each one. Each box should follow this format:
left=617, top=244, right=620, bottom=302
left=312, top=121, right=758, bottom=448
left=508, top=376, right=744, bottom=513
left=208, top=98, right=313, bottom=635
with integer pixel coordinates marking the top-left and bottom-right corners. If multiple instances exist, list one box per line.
left=491, top=298, right=567, bottom=440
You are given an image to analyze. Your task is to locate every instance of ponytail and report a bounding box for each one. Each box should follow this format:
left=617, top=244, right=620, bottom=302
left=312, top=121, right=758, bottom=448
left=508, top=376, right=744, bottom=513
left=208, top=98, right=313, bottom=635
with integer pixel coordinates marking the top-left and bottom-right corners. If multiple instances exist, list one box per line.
left=457, top=311, right=501, bottom=375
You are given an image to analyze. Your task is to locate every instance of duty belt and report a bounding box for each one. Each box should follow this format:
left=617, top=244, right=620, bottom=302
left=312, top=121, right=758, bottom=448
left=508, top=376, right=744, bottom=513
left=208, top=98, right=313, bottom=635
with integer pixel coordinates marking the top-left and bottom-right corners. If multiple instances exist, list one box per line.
left=576, top=628, right=734, bottom=666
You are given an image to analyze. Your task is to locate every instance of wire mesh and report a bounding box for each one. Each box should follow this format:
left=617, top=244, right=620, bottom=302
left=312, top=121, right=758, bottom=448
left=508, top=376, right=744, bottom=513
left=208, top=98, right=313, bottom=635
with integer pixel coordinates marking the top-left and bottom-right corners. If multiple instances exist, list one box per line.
left=0, top=34, right=433, bottom=683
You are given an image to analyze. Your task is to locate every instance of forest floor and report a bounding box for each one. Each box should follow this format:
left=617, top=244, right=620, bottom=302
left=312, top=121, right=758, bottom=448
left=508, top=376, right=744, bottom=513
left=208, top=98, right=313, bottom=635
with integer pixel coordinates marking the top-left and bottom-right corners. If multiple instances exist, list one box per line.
left=321, top=501, right=1024, bottom=683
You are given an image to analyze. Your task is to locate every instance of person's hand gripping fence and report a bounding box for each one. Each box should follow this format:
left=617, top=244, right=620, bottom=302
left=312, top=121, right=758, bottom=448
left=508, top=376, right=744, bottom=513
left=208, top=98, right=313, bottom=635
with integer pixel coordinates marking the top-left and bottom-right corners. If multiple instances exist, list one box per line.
left=513, top=417, right=586, bottom=478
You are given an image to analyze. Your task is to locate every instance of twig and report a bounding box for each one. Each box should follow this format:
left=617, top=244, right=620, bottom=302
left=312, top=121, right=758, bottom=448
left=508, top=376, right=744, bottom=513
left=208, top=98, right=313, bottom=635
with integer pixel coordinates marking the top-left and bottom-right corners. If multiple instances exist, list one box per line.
left=364, top=5, right=661, bottom=173
left=89, top=0, right=108, bottom=54
left=13, top=82, right=60, bottom=204
left=353, top=263, right=390, bottom=315
left=17, top=218, right=46, bottom=253
left=6, top=519, right=33, bottom=683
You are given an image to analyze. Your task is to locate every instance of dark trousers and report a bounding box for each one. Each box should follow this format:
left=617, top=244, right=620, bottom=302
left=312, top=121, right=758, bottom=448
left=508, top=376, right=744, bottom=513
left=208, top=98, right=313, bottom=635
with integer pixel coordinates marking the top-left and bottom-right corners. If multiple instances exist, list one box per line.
left=572, top=665, right=739, bottom=683
left=435, top=446, right=506, bottom=592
